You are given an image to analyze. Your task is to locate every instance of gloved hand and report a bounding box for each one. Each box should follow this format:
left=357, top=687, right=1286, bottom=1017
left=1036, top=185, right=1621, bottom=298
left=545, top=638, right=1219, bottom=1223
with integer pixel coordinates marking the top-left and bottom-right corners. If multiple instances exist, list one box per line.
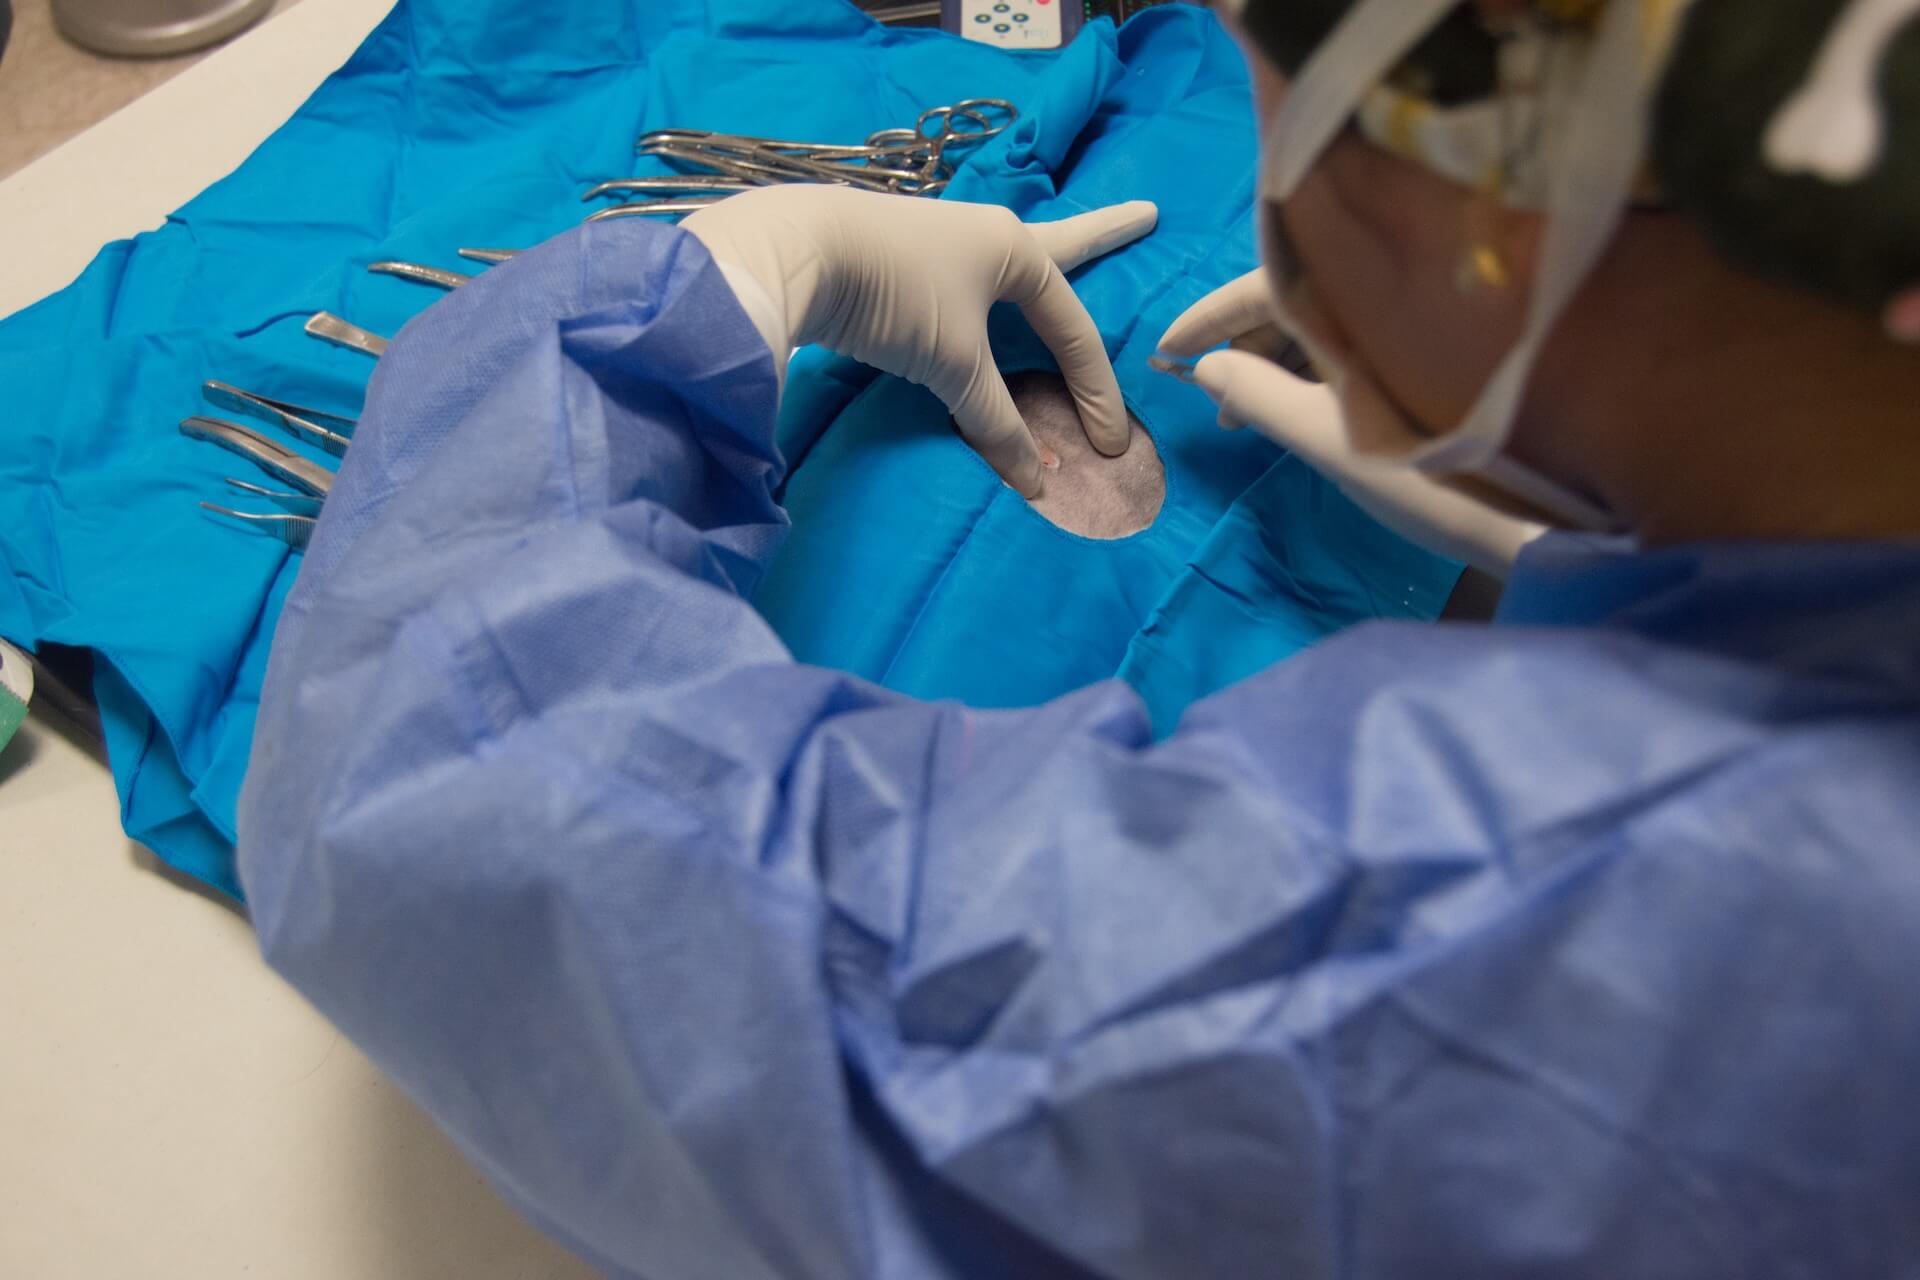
left=684, top=185, right=1158, bottom=497
left=1157, top=270, right=1546, bottom=579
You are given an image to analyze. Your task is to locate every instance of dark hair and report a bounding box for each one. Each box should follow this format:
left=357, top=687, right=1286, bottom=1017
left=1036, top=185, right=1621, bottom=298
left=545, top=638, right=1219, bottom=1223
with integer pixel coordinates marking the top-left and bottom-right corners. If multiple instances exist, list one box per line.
left=1237, top=0, right=1501, bottom=104
left=1655, top=0, right=1920, bottom=314
left=1237, top=0, right=1920, bottom=315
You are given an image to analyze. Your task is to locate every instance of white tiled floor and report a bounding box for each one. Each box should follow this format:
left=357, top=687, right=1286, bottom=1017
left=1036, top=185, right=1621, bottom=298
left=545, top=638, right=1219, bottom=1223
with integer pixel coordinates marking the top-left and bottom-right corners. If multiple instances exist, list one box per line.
left=0, top=0, right=305, bottom=181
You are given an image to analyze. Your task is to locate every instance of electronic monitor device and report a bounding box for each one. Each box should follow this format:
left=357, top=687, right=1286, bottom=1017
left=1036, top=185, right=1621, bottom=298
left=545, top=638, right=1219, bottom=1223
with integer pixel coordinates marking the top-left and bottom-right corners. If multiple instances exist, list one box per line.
left=926, top=0, right=1180, bottom=46
left=941, top=0, right=1080, bottom=50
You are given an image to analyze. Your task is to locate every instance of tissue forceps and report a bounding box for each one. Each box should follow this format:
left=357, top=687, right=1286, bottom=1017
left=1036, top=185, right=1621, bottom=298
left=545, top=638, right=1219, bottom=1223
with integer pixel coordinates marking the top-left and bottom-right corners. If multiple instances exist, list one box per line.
left=221, top=477, right=323, bottom=518
left=203, top=381, right=356, bottom=457
left=197, top=505, right=318, bottom=549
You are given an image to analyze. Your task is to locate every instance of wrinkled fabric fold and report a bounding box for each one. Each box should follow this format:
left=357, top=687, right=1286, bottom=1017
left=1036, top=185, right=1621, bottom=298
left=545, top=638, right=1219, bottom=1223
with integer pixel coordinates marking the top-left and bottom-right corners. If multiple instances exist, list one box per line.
left=245, top=214, right=1920, bottom=1277
left=0, top=0, right=1460, bottom=894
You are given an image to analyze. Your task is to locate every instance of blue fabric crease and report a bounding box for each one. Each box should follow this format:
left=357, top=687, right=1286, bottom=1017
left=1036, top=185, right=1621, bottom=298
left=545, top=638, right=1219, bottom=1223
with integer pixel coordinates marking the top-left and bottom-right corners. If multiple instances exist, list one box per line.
left=0, top=0, right=1458, bottom=895
left=242, top=215, right=1920, bottom=1270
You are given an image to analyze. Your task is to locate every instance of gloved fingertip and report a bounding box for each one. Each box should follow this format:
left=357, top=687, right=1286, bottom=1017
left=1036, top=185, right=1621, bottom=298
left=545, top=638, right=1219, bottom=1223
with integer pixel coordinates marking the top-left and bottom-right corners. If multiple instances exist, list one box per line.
left=1190, top=351, right=1253, bottom=431
left=1147, top=351, right=1200, bottom=381
left=1090, top=421, right=1131, bottom=457
left=1116, top=199, right=1159, bottom=236
left=1152, top=312, right=1212, bottom=360
left=987, top=437, right=1046, bottom=497
left=1191, top=349, right=1234, bottom=398
left=1041, top=200, right=1162, bottom=272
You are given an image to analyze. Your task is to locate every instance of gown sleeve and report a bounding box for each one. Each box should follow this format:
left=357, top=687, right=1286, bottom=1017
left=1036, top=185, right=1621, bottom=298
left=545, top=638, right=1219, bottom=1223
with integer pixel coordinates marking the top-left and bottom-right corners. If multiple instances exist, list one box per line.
left=238, top=219, right=1742, bottom=1280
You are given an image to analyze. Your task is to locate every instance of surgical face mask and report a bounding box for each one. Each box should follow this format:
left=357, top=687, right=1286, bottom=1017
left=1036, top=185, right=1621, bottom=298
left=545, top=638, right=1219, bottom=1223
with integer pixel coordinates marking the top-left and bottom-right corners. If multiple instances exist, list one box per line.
left=1226, top=0, right=1698, bottom=532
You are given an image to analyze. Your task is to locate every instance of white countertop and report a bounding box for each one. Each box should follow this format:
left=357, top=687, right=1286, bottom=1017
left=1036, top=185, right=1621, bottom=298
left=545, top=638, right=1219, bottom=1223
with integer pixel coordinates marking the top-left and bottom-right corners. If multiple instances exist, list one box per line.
left=0, top=4, right=597, bottom=1275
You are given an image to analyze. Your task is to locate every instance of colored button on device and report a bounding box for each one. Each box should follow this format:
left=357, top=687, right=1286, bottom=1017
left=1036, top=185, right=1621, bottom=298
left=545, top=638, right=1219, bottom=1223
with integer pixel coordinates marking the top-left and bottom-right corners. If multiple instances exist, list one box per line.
left=993, top=21, right=1009, bottom=30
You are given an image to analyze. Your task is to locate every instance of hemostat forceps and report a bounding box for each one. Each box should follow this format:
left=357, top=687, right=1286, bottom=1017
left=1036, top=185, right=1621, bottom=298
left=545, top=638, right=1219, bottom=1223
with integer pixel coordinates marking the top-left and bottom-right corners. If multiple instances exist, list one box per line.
left=305, top=312, right=388, bottom=358
left=583, top=195, right=732, bottom=223
left=182, top=415, right=335, bottom=549
left=587, top=97, right=1017, bottom=220
left=181, top=416, right=334, bottom=498
left=202, top=380, right=357, bottom=457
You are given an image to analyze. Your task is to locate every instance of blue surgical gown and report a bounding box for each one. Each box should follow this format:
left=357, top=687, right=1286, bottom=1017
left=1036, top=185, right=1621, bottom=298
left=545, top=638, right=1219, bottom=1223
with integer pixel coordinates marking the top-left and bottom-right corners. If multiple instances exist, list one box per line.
left=240, top=218, right=1920, bottom=1279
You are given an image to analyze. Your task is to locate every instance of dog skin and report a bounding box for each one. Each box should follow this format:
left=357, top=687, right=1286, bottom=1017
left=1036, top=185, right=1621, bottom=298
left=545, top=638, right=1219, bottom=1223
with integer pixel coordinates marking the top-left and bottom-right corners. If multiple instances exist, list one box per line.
left=1005, top=371, right=1164, bottom=539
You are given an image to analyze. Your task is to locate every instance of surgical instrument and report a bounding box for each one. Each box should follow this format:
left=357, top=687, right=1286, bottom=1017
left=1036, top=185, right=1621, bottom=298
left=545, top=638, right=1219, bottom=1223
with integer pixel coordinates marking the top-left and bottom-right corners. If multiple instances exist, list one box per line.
left=196, top=505, right=317, bottom=549
left=588, top=99, right=1018, bottom=216
left=638, top=99, right=1013, bottom=170
left=305, top=311, right=389, bottom=358
left=180, top=415, right=335, bottom=498
left=580, top=176, right=755, bottom=200
left=368, top=260, right=473, bottom=290
left=639, top=141, right=940, bottom=193
left=181, top=414, right=334, bottom=549
left=583, top=196, right=732, bottom=224
left=203, top=380, right=356, bottom=457
left=223, top=476, right=323, bottom=517
left=458, top=248, right=519, bottom=264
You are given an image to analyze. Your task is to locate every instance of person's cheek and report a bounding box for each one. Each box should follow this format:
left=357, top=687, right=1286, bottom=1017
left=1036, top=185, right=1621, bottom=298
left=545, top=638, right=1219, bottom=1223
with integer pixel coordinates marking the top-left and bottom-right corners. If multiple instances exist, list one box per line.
left=1270, top=162, right=1408, bottom=369
left=1290, top=140, right=1540, bottom=434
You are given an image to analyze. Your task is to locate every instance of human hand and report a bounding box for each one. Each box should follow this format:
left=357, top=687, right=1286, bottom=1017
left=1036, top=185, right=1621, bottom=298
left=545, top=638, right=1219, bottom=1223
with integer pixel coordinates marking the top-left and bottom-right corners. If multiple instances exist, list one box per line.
left=1157, top=272, right=1545, bottom=579
left=685, top=185, right=1158, bottom=496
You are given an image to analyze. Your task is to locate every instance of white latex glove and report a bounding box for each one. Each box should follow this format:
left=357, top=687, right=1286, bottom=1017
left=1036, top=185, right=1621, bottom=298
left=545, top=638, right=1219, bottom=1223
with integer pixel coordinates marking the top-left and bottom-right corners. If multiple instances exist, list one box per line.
left=1157, top=270, right=1546, bottom=579
left=685, top=185, right=1158, bottom=497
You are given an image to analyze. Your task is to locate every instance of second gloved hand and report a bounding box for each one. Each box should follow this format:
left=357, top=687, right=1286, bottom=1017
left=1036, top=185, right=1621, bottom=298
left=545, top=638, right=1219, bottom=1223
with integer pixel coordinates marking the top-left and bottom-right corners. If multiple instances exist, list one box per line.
left=685, top=185, right=1157, bottom=497
left=1157, top=270, right=1546, bottom=579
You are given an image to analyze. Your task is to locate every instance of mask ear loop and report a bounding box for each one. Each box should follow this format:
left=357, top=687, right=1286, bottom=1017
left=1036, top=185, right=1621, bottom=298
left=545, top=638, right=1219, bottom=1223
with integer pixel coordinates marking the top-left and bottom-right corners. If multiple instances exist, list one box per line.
left=1253, top=0, right=1483, bottom=448
left=1457, top=17, right=1563, bottom=294
left=1259, top=0, right=1462, bottom=203
left=1255, top=0, right=1694, bottom=532
left=1406, top=0, right=1699, bottom=531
